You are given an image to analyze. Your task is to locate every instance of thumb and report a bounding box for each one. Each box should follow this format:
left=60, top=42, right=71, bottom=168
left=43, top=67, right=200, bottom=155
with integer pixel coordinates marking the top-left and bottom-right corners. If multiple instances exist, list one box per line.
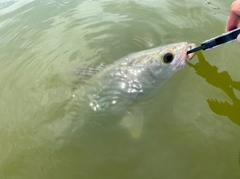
left=237, top=34, right=240, bottom=44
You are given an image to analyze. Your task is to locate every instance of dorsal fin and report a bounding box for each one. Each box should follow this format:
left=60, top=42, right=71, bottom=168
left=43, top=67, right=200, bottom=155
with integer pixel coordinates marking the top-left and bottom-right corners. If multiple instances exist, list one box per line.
left=72, top=64, right=106, bottom=84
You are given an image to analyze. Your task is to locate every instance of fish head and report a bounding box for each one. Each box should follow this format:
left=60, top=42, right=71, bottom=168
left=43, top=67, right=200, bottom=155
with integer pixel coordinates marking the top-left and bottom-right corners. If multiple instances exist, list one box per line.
left=146, top=42, right=196, bottom=81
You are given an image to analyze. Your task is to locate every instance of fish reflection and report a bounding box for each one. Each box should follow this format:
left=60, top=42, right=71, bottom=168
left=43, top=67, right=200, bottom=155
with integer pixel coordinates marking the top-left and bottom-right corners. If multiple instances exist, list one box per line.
left=188, top=52, right=240, bottom=167
left=188, top=52, right=240, bottom=126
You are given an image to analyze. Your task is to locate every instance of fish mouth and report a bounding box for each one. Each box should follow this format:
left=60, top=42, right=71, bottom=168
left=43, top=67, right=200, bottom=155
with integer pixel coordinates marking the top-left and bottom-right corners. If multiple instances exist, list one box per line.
left=185, top=43, right=196, bottom=62
left=174, top=43, right=196, bottom=70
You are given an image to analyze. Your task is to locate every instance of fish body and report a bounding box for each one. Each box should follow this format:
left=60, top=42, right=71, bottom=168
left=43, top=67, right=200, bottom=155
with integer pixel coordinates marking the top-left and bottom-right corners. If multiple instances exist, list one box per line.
left=67, top=42, right=196, bottom=137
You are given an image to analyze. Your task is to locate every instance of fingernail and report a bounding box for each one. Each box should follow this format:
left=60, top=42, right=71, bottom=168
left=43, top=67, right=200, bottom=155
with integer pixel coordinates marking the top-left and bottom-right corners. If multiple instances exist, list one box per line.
left=237, top=34, right=240, bottom=44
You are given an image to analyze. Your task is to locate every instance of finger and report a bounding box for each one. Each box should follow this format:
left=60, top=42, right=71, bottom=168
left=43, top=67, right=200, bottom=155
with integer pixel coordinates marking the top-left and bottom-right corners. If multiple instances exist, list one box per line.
left=225, top=0, right=240, bottom=32
left=225, top=12, right=239, bottom=32
left=231, top=0, right=240, bottom=16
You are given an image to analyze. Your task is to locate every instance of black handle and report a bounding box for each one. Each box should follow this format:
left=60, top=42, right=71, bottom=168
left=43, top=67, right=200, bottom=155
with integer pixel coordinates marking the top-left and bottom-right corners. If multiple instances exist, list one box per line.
left=201, top=27, right=240, bottom=50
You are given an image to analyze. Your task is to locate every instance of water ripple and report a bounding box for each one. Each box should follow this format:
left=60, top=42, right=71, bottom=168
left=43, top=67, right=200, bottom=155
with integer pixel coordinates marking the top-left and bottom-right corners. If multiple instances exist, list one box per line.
left=0, top=0, right=34, bottom=15
left=1, top=0, right=240, bottom=178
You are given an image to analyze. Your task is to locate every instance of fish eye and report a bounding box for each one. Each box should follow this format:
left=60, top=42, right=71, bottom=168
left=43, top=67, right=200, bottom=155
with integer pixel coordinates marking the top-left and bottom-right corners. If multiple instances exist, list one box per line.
left=163, top=53, right=174, bottom=63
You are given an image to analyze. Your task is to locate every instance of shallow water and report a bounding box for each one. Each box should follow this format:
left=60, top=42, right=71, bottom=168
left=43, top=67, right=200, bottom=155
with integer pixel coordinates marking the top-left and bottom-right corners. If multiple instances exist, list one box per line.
left=0, top=0, right=240, bottom=178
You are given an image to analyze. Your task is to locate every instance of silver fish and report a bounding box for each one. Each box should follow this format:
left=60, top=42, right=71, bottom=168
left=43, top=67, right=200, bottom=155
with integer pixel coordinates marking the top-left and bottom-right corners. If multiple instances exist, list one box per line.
left=66, top=42, right=196, bottom=137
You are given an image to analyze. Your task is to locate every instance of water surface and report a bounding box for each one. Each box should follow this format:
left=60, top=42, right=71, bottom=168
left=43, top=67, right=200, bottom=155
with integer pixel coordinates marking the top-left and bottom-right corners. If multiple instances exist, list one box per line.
left=0, top=0, right=240, bottom=178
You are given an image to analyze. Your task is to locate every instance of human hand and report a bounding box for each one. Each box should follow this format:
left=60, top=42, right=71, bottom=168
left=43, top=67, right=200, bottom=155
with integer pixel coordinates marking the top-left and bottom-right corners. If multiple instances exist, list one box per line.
left=225, top=0, right=240, bottom=43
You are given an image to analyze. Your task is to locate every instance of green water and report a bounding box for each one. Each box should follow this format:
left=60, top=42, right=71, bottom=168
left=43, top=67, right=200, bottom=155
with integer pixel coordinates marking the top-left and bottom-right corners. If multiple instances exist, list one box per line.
left=0, top=0, right=240, bottom=178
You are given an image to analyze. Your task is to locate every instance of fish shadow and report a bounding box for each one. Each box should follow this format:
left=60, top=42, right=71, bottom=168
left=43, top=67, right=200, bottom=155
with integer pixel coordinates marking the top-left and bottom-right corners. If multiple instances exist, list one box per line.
left=188, top=52, right=240, bottom=167
left=188, top=52, right=240, bottom=126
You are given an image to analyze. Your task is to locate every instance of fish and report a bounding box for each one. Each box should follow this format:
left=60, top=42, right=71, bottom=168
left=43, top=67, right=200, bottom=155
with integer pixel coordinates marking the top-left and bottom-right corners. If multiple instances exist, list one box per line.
left=65, top=42, right=196, bottom=138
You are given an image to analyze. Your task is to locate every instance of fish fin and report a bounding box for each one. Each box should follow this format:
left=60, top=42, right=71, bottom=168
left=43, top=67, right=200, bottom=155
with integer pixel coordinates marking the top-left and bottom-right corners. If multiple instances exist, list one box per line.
left=120, top=106, right=143, bottom=138
left=72, top=64, right=106, bottom=84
